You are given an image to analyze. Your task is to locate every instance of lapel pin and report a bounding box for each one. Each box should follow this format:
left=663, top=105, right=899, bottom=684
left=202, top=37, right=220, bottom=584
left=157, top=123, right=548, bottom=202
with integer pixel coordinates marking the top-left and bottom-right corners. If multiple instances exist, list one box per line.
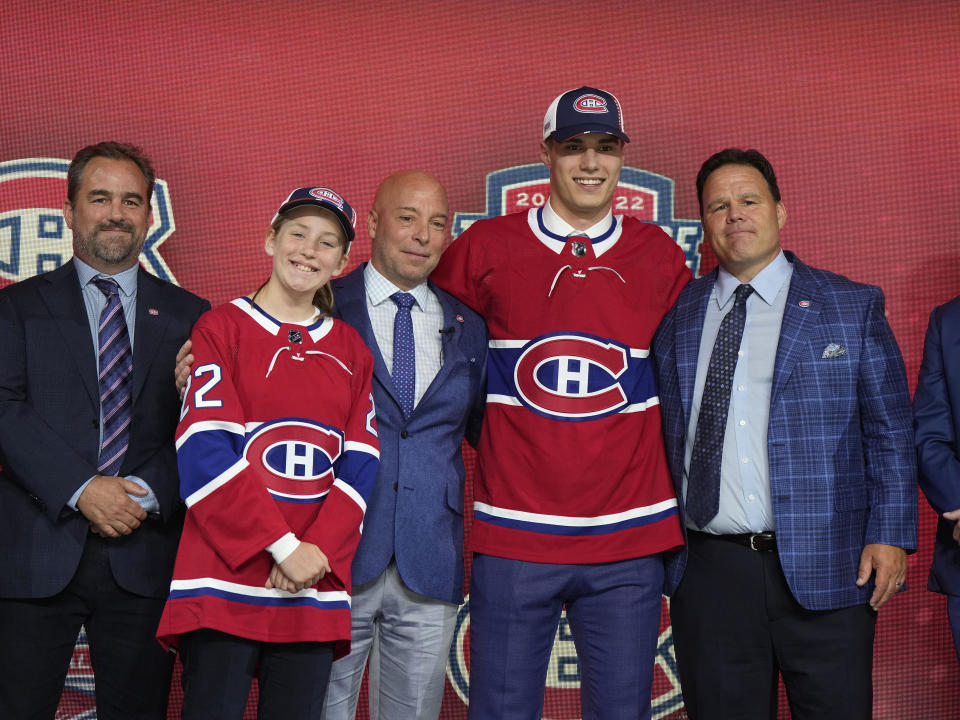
left=148, top=308, right=159, bottom=316
left=798, top=300, right=810, bottom=308
left=456, top=314, right=464, bottom=324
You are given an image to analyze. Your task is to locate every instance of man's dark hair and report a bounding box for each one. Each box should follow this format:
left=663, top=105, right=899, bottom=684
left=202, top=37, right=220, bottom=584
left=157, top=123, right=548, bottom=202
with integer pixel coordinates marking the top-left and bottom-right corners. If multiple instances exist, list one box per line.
left=66, top=141, right=156, bottom=204
left=696, top=148, right=780, bottom=216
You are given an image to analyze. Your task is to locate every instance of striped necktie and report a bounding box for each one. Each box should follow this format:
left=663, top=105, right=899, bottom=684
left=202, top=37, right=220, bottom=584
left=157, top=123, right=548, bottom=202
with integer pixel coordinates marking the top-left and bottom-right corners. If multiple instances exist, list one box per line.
left=93, top=277, right=133, bottom=476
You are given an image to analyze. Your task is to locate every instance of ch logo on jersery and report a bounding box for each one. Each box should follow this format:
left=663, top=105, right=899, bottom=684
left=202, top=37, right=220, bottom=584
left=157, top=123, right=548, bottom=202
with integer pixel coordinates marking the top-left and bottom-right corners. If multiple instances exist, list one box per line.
left=244, top=419, right=343, bottom=502
left=0, top=157, right=178, bottom=287
left=514, top=333, right=629, bottom=419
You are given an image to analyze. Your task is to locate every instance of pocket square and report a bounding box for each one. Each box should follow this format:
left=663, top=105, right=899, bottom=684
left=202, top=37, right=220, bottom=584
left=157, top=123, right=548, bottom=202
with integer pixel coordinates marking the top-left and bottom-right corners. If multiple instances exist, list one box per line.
left=822, top=343, right=846, bottom=358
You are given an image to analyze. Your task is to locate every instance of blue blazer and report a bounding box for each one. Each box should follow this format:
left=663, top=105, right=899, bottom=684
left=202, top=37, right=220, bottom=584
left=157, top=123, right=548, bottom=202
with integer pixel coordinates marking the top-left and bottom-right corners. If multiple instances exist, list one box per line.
left=0, top=260, right=209, bottom=599
left=331, top=265, right=487, bottom=604
left=914, top=294, right=960, bottom=597
left=653, top=252, right=917, bottom=611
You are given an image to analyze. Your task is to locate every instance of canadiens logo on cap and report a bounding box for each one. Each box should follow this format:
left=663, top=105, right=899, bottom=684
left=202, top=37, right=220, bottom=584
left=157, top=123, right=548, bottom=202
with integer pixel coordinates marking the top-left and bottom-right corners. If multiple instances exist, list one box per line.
left=574, top=94, right=608, bottom=113
left=542, top=85, right=630, bottom=143
left=309, top=187, right=345, bottom=209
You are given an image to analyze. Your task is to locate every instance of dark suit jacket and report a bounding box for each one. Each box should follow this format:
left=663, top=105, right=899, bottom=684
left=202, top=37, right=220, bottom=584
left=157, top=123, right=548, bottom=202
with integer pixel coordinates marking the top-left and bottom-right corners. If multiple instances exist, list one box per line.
left=653, top=252, right=917, bottom=610
left=331, top=264, right=487, bottom=604
left=914, top=293, right=960, bottom=596
left=0, top=260, right=209, bottom=599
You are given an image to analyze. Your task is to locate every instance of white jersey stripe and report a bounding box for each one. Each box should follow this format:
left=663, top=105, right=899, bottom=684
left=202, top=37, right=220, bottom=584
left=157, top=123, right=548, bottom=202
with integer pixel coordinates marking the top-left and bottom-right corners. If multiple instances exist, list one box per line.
left=184, top=457, right=248, bottom=507
left=169, top=576, right=350, bottom=605
left=473, top=497, right=678, bottom=528
left=176, top=420, right=246, bottom=450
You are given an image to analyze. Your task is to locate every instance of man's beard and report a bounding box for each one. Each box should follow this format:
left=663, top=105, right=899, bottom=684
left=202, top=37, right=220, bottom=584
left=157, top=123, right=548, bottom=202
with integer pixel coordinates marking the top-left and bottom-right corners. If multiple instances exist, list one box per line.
left=74, top=220, right=144, bottom=265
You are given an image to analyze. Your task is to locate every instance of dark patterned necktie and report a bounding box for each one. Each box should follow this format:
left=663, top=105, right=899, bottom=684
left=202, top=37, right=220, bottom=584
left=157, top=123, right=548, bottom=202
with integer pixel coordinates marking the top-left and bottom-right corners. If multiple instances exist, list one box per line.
left=391, top=292, right=416, bottom=418
left=686, top=283, right=754, bottom=529
left=93, top=278, right=133, bottom=476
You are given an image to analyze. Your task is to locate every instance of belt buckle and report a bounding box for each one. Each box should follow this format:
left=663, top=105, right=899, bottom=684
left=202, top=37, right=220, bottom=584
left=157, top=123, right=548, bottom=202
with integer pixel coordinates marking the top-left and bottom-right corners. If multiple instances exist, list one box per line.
left=749, top=532, right=773, bottom=551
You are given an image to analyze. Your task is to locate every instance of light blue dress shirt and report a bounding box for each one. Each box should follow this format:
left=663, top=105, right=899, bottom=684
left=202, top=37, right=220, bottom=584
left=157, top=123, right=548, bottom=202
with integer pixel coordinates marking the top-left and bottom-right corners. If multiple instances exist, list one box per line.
left=683, top=251, right=793, bottom=533
left=69, top=258, right=158, bottom=513
left=363, top=262, right=444, bottom=408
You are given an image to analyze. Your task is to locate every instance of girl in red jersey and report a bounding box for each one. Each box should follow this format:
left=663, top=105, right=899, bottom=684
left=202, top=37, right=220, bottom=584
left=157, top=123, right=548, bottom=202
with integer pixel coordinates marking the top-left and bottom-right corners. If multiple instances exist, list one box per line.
left=157, top=188, right=379, bottom=719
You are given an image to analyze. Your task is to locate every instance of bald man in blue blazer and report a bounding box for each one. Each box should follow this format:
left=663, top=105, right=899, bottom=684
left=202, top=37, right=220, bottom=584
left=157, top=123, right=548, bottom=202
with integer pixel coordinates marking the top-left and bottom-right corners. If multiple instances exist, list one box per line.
left=323, top=171, right=486, bottom=720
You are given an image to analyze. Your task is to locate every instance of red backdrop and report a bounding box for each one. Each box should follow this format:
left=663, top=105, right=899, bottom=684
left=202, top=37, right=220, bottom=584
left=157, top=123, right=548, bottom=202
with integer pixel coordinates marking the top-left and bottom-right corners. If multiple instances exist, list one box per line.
left=3, top=1, right=959, bottom=717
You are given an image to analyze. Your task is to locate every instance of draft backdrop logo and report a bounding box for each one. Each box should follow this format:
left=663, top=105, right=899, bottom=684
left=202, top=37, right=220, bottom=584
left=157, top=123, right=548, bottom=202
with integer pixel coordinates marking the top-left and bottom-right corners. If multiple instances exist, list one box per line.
left=446, top=598, right=684, bottom=719
left=451, top=163, right=703, bottom=275
left=0, top=158, right=178, bottom=287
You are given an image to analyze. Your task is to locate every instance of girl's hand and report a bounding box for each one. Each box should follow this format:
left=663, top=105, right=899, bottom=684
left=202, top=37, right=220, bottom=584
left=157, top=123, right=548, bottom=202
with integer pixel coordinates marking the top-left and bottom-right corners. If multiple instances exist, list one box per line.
left=275, top=542, right=330, bottom=591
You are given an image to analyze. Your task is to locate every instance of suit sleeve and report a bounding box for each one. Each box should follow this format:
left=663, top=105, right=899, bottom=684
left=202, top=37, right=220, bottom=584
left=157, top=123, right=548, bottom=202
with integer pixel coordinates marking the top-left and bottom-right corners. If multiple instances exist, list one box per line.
left=463, top=318, right=488, bottom=448
left=124, top=296, right=210, bottom=520
left=858, top=288, right=918, bottom=551
left=175, top=313, right=296, bottom=571
left=914, top=304, right=960, bottom=515
left=0, top=291, right=98, bottom=520
left=302, top=334, right=379, bottom=583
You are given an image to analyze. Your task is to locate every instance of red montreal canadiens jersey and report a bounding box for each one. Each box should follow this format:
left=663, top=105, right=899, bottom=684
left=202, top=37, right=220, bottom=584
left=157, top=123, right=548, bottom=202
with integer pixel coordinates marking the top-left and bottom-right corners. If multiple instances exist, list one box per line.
left=156, top=299, right=379, bottom=656
left=432, top=209, right=689, bottom=563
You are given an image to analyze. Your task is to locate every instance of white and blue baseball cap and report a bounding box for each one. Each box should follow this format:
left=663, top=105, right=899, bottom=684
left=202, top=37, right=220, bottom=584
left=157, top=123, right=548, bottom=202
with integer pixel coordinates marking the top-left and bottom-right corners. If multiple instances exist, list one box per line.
left=542, top=86, right=630, bottom=143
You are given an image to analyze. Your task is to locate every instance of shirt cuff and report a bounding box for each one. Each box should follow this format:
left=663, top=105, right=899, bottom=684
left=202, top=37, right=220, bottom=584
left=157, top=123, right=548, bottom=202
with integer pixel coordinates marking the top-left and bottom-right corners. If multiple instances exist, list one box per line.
left=67, top=478, right=94, bottom=511
left=267, top=533, right=300, bottom=564
left=124, top=475, right=159, bottom=514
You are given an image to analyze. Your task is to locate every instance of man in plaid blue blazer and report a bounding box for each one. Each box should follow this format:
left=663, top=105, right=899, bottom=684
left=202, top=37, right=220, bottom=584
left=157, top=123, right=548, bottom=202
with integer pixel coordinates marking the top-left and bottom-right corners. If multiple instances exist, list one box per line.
left=653, top=148, right=917, bottom=720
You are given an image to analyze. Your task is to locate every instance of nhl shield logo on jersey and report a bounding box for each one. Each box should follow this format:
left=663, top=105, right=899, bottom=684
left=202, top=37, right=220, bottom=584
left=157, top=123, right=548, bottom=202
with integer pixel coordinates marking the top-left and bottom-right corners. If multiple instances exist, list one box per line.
left=0, top=157, right=179, bottom=287
left=452, top=163, right=704, bottom=276
left=244, top=418, right=343, bottom=502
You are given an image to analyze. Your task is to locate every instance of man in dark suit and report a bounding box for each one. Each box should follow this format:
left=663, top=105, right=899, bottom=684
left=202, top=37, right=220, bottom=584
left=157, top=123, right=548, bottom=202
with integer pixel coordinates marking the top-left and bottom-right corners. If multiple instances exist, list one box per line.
left=653, top=148, right=917, bottom=719
left=321, top=171, right=486, bottom=720
left=0, top=141, right=209, bottom=719
left=914, top=293, right=960, bottom=663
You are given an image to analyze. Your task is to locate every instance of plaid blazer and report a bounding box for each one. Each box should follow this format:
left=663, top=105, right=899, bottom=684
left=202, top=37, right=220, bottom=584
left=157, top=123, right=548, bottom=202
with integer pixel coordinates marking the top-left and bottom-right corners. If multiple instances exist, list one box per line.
left=653, top=252, right=917, bottom=611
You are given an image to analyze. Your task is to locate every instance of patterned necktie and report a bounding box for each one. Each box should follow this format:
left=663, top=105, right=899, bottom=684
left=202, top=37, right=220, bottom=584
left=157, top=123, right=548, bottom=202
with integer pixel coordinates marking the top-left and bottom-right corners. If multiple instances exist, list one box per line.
left=391, top=292, right=416, bottom=418
left=93, top=278, right=133, bottom=476
left=686, top=283, right=754, bottom=529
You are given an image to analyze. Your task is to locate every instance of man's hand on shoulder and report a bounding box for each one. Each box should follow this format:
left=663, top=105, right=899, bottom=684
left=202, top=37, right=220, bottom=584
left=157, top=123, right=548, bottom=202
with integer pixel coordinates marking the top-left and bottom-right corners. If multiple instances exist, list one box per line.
left=77, top=475, right=148, bottom=537
left=856, top=543, right=907, bottom=611
left=175, top=339, right=193, bottom=399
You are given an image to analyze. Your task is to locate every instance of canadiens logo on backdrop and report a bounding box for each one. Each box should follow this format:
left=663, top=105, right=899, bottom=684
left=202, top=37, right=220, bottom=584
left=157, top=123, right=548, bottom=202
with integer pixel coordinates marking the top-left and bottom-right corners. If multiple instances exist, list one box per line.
left=452, top=163, right=704, bottom=275
left=56, top=627, right=97, bottom=719
left=0, top=157, right=179, bottom=287
left=446, top=598, right=685, bottom=718
left=574, top=93, right=608, bottom=113
left=244, top=419, right=343, bottom=503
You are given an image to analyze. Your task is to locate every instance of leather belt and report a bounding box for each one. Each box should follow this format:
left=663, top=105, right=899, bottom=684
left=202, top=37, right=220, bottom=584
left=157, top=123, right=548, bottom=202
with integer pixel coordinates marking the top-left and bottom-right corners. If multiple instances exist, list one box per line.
left=688, top=529, right=777, bottom=552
